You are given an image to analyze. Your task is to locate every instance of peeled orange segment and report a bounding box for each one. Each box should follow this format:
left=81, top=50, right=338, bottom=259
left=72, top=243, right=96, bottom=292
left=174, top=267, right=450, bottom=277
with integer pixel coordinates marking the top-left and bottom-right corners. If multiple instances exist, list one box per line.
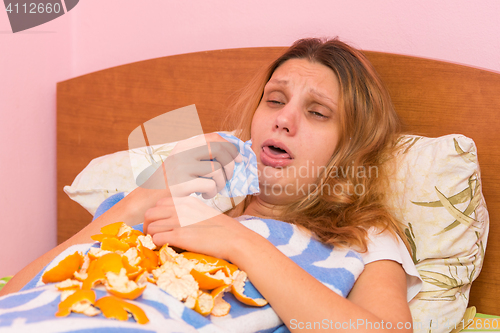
left=105, top=268, right=147, bottom=300
left=190, top=269, right=229, bottom=290
left=194, top=291, right=214, bottom=316
left=95, top=295, right=149, bottom=325
left=55, top=289, right=100, bottom=317
left=101, top=237, right=130, bottom=253
left=100, top=222, right=126, bottom=237
left=210, top=285, right=231, bottom=317
left=230, top=271, right=268, bottom=307
left=42, top=251, right=84, bottom=284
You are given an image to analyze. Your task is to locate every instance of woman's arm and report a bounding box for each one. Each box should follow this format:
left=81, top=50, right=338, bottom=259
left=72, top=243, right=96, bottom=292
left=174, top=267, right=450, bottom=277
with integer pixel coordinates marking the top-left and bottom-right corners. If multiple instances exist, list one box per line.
left=235, top=235, right=413, bottom=332
left=0, top=186, right=170, bottom=296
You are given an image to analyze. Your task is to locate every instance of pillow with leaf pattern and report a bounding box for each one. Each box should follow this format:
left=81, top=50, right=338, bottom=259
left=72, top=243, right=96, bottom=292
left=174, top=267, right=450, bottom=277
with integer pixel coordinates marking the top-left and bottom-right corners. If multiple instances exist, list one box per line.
left=386, top=134, right=489, bottom=333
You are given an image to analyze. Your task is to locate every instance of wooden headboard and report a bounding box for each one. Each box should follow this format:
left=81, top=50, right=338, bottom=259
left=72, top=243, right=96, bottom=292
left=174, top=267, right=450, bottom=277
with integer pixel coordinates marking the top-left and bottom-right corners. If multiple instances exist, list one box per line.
left=57, top=47, right=500, bottom=315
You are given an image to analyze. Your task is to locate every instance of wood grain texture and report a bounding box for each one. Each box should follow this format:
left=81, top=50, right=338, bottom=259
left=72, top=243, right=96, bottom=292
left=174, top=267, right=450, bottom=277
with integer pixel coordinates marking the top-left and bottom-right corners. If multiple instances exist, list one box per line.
left=57, top=47, right=500, bottom=314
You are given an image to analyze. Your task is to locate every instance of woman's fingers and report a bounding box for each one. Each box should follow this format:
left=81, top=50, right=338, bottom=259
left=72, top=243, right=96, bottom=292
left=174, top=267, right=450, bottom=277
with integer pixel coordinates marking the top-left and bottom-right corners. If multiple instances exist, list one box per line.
left=207, top=141, right=241, bottom=175
left=146, top=220, right=177, bottom=236
left=143, top=198, right=178, bottom=234
left=147, top=133, right=243, bottom=199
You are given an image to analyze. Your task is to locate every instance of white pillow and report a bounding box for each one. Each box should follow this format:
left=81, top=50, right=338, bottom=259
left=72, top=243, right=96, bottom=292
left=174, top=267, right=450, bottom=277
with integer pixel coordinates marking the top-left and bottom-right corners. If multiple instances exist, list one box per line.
left=64, top=142, right=174, bottom=216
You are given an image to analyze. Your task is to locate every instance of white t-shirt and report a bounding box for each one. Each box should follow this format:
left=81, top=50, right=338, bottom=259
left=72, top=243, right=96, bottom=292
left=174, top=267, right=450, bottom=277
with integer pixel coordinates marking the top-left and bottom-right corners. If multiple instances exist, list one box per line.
left=360, top=227, right=423, bottom=302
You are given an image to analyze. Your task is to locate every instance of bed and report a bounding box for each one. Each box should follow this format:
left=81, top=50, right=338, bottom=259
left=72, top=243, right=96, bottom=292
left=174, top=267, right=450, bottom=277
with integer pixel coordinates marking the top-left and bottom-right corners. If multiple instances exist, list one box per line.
left=53, top=47, right=500, bottom=330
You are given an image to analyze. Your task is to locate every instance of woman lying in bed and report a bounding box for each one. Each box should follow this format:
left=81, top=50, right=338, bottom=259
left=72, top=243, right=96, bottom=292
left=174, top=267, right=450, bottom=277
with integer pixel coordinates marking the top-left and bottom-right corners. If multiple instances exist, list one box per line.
left=0, top=38, right=421, bottom=332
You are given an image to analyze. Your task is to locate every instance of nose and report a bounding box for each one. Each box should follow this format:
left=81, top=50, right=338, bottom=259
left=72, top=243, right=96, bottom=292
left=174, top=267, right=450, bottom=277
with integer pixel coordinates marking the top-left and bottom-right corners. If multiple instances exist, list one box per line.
left=273, top=104, right=297, bottom=135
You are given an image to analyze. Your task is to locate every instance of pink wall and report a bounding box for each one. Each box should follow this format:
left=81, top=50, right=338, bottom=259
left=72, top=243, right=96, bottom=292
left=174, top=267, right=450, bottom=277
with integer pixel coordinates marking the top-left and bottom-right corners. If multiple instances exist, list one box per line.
left=0, top=9, right=71, bottom=277
left=1, top=0, right=499, bottom=278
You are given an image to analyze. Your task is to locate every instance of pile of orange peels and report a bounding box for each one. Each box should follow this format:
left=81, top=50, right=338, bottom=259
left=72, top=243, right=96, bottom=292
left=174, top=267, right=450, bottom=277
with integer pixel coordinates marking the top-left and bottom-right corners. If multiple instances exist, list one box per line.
left=43, top=222, right=267, bottom=324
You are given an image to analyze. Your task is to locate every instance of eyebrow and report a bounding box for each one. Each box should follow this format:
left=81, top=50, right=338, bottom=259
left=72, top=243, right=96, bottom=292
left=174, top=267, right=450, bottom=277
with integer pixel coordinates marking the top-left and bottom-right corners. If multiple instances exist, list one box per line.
left=267, top=79, right=338, bottom=107
left=309, top=88, right=337, bottom=107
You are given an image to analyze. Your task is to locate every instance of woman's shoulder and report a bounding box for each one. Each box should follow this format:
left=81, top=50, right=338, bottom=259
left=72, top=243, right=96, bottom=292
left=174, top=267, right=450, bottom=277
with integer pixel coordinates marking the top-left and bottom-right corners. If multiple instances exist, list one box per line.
left=360, top=226, right=423, bottom=301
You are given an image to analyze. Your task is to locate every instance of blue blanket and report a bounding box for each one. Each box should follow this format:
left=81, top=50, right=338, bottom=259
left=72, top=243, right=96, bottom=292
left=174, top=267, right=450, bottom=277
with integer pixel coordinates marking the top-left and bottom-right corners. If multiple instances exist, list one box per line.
left=0, top=217, right=364, bottom=332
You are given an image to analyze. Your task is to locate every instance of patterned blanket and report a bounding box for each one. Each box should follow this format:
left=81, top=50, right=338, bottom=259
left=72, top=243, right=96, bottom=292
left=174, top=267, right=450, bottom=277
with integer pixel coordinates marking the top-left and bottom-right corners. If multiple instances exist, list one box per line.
left=0, top=218, right=364, bottom=332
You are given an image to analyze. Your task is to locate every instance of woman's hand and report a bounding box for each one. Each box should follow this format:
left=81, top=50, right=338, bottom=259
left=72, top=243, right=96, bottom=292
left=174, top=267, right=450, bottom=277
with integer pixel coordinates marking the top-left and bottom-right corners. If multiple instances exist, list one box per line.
left=158, top=133, right=242, bottom=199
left=144, top=196, right=252, bottom=261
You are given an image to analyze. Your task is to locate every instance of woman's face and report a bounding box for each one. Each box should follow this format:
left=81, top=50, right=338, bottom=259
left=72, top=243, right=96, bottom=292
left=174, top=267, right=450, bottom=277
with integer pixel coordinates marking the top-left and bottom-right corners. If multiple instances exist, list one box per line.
left=251, top=58, right=341, bottom=205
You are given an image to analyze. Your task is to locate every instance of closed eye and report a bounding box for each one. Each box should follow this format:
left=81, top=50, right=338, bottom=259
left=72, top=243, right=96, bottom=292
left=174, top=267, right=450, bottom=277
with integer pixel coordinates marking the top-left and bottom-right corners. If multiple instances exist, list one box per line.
left=267, top=100, right=284, bottom=105
left=309, top=111, right=328, bottom=119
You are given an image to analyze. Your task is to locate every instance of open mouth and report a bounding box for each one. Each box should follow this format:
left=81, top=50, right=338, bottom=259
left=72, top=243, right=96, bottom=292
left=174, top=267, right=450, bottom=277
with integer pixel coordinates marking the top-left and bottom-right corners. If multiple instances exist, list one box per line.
left=260, top=141, right=293, bottom=167
left=265, top=145, right=291, bottom=158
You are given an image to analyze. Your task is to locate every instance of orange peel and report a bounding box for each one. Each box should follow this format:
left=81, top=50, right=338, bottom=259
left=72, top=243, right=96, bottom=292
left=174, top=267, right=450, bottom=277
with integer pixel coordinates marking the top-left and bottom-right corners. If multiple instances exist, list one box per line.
left=82, top=253, right=123, bottom=289
left=119, top=230, right=144, bottom=246
left=55, top=279, right=82, bottom=291
left=55, top=289, right=100, bottom=317
left=95, top=295, right=149, bottom=324
left=193, top=290, right=214, bottom=316
left=50, top=235, right=267, bottom=321
left=183, top=252, right=238, bottom=275
left=42, top=251, right=83, bottom=284
left=137, top=234, right=156, bottom=250
left=87, top=247, right=112, bottom=260
left=158, top=244, right=180, bottom=265
left=105, top=268, right=147, bottom=300
left=90, top=234, right=116, bottom=243
left=210, top=285, right=231, bottom=317
left=82, top=269, right=105, bottom=290
left=74, top=254, right=92, bottom=281
left=138, top=245, right=159, bottom=273
left=190, top=268, right=229, bottom=290
left=100, top=222, right=126, bottom=237
left=135, top=270, right=149, bottom=286
left=101, top=237, right=130, bottom=253
left=231, top=271, right=268, bottom=307
left=95, top=252, right=124, bottom=274
left=122, top=256, right=144, bottom=279
left=154, top=263, right=199, bottom=302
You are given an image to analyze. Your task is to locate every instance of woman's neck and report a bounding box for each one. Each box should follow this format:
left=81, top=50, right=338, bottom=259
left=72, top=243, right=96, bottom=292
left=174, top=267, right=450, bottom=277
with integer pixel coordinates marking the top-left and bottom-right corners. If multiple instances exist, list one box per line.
left=242, top=195, right=285, bottom=219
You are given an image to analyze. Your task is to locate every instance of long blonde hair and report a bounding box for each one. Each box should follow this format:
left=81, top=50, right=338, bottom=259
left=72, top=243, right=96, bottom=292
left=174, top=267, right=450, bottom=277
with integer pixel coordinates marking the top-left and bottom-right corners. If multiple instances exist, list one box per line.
left=224, top=38, right=406, bottom=251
